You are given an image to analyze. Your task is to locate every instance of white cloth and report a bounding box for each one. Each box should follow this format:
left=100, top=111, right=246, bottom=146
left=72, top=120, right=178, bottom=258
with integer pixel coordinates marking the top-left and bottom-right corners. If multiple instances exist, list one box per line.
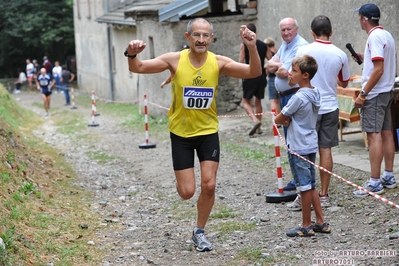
left=362, top=26, right=396, bottom=100
left=19, top=72, right=27, bottom=82
left=52, top=66, right=62, bottom=78
left=26, top=63, right=34, bottom=76
left=296, top=40, right=351, bottom=114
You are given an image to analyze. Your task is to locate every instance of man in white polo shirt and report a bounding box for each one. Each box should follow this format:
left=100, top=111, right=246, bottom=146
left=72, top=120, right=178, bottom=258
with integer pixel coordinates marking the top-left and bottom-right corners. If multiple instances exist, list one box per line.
left=285, top=15, right=351, bottom=211
left=352, top=3, right=397, bottom=197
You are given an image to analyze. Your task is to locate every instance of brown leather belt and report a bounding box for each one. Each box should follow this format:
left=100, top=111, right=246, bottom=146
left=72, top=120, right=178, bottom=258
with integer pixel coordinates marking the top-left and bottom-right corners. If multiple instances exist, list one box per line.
left=278, top=87, right=300, bottom=97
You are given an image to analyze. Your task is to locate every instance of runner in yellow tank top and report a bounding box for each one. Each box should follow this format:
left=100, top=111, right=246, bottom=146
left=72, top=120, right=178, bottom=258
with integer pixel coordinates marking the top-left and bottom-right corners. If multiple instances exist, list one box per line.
left=168, top=49, right=219, bottom=137
left=126, top=18, right=261, bottom=252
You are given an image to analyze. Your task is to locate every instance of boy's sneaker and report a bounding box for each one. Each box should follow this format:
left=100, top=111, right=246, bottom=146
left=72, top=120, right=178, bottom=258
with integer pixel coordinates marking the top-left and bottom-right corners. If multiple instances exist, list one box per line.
left=283, top=180, right=296, bottom=191
left=287, top=195, right=301, bottom=211
left=381, top=175, right=397, bottom=189
left=319, top=194, right=331, bottom=208
left=192, top=229, right=212, bottom=252
left=353, top=182, right=385, bottom=198
left=256, top=126, right=263, bottom=134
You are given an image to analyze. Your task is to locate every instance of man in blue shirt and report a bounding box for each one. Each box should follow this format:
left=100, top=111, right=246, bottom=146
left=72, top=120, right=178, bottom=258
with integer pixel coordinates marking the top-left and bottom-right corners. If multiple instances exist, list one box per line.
left=266, top=17, right=308, bottom=191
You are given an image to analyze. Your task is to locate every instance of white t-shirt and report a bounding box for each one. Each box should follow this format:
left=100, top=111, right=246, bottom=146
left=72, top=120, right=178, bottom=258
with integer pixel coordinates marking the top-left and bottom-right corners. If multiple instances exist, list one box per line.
left=26, top=63, right=34, bottom=76
left=52, top=66, right=62, bottom=78
left=362, top=26, right=396, bottom=100
left=296, top=40, right=351, bottom=114
left=19, top=72, right=27, bottom=82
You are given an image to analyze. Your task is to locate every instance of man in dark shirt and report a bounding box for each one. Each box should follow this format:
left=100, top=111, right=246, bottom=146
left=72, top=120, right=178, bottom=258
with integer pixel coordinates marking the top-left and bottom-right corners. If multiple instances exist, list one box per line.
left=239, top=23, right=272, bottom=136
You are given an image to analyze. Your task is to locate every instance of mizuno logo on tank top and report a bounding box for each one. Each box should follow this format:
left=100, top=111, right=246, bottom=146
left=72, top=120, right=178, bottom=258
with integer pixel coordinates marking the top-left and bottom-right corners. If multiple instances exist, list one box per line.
left=183, top=87, right=214, bottom=109
left=184, top=88, right=213, bottom=97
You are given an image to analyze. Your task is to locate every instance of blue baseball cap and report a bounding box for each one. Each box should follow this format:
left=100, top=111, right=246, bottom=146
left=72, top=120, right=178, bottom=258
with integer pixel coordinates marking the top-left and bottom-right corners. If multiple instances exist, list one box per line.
left=354, top=3, right=380, bottom=20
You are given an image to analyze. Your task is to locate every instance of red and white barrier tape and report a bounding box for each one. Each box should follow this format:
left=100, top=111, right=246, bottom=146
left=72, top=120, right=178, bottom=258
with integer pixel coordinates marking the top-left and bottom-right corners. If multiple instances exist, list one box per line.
left=271, top=117, right=399, bottom=209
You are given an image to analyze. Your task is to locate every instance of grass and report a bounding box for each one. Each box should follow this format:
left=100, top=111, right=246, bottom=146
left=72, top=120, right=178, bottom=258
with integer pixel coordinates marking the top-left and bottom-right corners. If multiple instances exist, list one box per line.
left=0, top=84, right=106, bottom=266
left=214, top=220, right=257, bottom=235
left=53, top=110, right=87, bottom=135
left=168, top=199, right=197, bottom=220
left=222, top=142, right=276, bottom=163
left=85, top=151, right=117, bottom=164
left=210, top=205, right=237, bottom=219
left=72, top=94, right=169, bottom=140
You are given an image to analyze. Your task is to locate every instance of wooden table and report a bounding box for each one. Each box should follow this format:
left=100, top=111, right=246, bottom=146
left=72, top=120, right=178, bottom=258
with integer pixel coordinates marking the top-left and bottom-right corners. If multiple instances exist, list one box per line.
left=337, top=86, right=368, bottom=148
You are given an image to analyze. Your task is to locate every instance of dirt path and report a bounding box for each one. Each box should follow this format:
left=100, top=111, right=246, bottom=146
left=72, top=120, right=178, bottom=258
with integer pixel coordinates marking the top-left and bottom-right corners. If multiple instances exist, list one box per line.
left=13, top=90, right=399, bottom=266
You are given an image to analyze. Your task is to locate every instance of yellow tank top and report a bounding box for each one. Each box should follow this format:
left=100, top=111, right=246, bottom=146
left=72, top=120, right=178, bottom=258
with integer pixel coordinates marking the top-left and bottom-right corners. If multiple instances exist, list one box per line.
left=168, top=49, right=219, bottom=138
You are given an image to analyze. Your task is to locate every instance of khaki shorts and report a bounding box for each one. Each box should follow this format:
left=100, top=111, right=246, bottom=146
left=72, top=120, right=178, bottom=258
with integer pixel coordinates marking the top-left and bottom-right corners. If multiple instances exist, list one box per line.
left=361, top=91, right=394, bottom=133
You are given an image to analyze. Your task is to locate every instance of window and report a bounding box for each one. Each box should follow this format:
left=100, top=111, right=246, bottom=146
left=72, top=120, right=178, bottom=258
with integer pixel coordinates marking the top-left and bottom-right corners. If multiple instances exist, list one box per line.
left=77, top=0, right=81, bottom=19
left=111, top=46, right=116, bottom=73
left=148, top=36, right=155, bottom=59
left=87, top=0, right=91, bottom=19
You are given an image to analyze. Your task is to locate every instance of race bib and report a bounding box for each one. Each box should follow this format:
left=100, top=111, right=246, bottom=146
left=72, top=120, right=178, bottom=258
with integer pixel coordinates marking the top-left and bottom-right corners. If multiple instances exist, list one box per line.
left=39, top=79, right=49, bottom=86
left=183, top=87, right=214, bottom=109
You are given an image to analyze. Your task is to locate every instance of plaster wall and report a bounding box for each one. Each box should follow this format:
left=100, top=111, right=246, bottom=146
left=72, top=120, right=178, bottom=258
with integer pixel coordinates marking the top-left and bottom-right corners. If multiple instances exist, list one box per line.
left=110, top=27, right=138, bottom=102
left=74, top=0, right=109, bottom=97
left=73, top=0, right=138, bottom=102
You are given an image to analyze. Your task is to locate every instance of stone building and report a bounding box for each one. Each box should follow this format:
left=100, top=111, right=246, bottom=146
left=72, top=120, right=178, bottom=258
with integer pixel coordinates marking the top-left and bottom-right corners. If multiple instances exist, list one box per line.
left=73, top=0, right=258, bottom=116
left=74, top=0, right=399, bottom=116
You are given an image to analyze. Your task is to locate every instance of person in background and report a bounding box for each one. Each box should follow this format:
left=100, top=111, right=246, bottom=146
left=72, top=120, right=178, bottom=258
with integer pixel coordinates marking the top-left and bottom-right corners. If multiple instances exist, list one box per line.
left=36, top=68, right=55, bottom=117
left=265, top=17, right=309, bottom=191
left=286, top=15, right=351, bottom=210
left=60, top=65, right=75, bottom=106
left=52, top=61, right=62, bottom=94
left=14, top=69, right=27, bottom=94
left=238, top=23, right=271, bottom=136
left=126, top=18, right=261, bottom=252
left=274, top=55, right=330, bottom=237
left=352, top=3, right=397, bottom=197
left=26, top=58, right=35, bottom=91
left=32, top=60, right=41, bottom=89
left=264, top=37, right=280, bottom=116
left=32, top=59, right=38, bottom=76
left=43, top=56, right=53, bottom=76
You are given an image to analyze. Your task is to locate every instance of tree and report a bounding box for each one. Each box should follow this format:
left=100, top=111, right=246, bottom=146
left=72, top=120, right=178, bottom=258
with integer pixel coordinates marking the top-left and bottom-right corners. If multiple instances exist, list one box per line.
left=0, top=0, right=75, bottom=78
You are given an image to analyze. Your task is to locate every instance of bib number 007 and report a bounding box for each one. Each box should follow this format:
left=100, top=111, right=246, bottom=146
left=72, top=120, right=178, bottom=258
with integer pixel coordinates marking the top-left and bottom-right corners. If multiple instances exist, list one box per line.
left=183, top=87, right=214, bottom=110
left=186, top=97, right=210, bottom=109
